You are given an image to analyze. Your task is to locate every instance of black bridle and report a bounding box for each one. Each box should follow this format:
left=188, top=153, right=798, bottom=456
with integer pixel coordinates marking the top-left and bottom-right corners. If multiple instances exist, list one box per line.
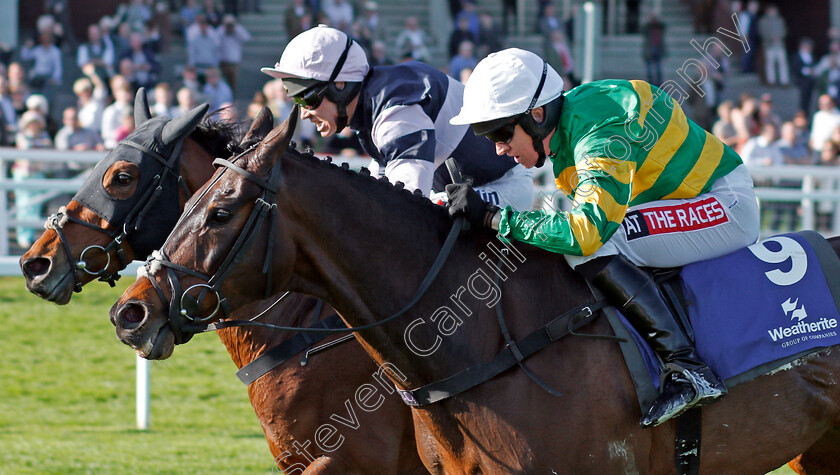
left=140, top=143, right=274, bottom=343
left=141, top=146, right=464, bottom=345
left=44, top=138, right=188, bottom=292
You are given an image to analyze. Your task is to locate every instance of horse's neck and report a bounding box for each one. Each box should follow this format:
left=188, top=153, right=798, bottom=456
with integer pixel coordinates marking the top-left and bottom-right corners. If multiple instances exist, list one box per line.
left=216, top=293, right=319, bottom=369
left=179, top=138, right=218, bottom=202
left=279, top=155, right=588, bottom=388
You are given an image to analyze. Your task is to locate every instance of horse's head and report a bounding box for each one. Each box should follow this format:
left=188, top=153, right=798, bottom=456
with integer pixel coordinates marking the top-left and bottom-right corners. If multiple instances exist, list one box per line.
left=110, top=106, right=297, bottom=359
left=19, top=89, right=212, bottom=304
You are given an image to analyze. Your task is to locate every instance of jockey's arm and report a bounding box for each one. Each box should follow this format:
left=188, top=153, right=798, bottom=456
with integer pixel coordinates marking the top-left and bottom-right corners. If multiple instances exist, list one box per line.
left=498, top=156, right=634, bottom=256
left=371, top=103, right=437, bottom=196
left=382, top=158, right=435, bottom=196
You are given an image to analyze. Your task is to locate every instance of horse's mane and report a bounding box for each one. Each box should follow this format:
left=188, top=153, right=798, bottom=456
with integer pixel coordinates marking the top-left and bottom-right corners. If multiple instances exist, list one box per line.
left=276, top=142, right=446, bottom=214
left=190, top=118, right=258, bottom=158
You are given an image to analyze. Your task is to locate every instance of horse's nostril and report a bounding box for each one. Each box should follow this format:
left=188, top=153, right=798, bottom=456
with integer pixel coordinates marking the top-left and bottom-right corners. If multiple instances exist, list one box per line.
left=22, top=257, right=51, bottom=279
left=119, top=303, right=146, bottom=327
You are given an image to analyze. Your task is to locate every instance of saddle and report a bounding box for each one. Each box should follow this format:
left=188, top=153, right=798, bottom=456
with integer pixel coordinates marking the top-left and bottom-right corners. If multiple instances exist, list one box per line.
left=603, top=230, right=840, bottom=475
left=620, top=230, right=840, bottom=409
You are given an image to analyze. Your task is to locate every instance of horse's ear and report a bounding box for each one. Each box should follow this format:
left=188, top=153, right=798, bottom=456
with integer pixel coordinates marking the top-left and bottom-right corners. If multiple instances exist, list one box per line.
left=252, top=105, right=299, bottom=175
left=134, top=87, right=152, bottom=126
left=240, top=106, right=274, bottom=146
left=160, top=102, right=210, bottom=147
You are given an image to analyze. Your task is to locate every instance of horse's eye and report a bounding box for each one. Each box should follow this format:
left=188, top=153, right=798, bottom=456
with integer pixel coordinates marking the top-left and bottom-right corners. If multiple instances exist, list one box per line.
left=116, top=172, right=133, bottom=185
left=211, top=208, right=232, bottom=224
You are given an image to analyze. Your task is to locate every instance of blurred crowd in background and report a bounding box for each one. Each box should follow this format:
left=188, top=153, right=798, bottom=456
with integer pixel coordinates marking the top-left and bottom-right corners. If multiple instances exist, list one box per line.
left=5, top=0, right=840, bottom=247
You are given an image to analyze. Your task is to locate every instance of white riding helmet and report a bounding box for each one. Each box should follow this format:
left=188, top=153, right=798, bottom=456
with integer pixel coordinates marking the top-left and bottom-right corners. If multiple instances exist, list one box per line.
left=450, top=48, right=564, bottom=126
left=261, top=25, right=369, bottom=89
left=261, top=25, right=370, bottom=130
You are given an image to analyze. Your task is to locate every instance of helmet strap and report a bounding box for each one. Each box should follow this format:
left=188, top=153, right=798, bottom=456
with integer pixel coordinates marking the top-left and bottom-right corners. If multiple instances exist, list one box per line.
left=520, top=60, right=551, bottom=167
left=328, top=34, right=353, bottom=83
left=336, top=110, right=349, bottom=131
left=534, top=137, right=548, bottom=168
left=519, top=94, right=564, bottom=168
left=327, top=81, right=363, bottom=131
left=325, top=33, right=364, bottom=131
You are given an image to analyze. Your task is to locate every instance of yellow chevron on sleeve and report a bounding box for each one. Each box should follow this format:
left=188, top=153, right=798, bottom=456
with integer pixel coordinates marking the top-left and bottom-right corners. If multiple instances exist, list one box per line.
left=562, top=157, right=635, bottom=196
left=570, top=185, right=629, bottom=255
left=567, top=212, right=606, bottom=255
left=630, top=80, right=653, bottom=126
left=662, top=131, right=724, bottom=199
left=631, top=106, right=689, bottom=201
left=555, top=165, right=580, bottom=195
left=581, top=156, right=636, bottom=185
left=572, top=183, right=629, bottom=223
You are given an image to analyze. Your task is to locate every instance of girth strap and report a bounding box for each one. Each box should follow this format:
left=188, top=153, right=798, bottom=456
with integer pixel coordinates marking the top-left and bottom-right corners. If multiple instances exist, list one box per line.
left=236, top=313, right=348, bottom=385
left=396, top=300, right=608, bottom=407
left=675, top=407, right=702, bottom=475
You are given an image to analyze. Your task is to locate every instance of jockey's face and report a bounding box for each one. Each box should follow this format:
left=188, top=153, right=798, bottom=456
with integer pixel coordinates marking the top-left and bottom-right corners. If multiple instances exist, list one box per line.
left=494, top=124, right=540, bottom=168
left=299, top=95, right=341, bottom=137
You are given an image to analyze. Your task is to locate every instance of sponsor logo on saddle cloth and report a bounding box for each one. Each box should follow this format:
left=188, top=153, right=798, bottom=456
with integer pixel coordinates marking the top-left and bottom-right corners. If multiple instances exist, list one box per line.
left=677, top=233, right=840, bottom=382
left=623, top=197, right=728, bottom=241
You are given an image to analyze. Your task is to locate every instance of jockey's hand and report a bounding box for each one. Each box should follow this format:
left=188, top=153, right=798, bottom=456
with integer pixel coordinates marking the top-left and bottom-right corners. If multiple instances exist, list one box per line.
left=445, top=183, right=500, bottom=230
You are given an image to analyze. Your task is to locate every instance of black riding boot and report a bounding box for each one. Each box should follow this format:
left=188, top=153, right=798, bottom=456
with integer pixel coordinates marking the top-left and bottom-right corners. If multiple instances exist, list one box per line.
left=589, top=254, right=727, bottom=428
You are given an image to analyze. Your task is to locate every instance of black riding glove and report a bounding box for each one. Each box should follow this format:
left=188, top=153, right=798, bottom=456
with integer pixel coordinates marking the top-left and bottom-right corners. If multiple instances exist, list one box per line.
left=445, top=183, right=500, bottom=229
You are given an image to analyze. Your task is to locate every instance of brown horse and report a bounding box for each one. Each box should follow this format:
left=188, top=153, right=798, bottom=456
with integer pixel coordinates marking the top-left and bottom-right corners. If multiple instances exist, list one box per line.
left=20, top=101, right=213, bottom=303
left=21, top=95, right=424, bottom=474
left=112, top=110, right=840, bottom=474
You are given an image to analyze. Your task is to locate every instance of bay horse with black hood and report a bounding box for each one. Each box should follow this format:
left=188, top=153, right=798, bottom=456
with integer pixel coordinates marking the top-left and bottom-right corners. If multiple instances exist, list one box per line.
left=112, top=107, right=840, bottom=474
left=21, top=91, right=424, bottom=474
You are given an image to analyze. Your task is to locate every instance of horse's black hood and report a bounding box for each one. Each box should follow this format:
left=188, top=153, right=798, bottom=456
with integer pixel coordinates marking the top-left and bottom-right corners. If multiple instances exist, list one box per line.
left=72, top=92, right=207, bottom=260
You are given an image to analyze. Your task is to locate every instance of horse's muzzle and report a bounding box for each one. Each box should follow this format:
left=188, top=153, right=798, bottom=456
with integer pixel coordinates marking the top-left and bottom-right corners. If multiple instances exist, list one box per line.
left=21, top=256, right=74, bottom=304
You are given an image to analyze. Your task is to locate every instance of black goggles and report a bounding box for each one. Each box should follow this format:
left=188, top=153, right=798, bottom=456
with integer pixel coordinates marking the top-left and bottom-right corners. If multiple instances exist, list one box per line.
left=472, top=116, right=519, bottom=144
left=292, top=83, right=330, bottom=109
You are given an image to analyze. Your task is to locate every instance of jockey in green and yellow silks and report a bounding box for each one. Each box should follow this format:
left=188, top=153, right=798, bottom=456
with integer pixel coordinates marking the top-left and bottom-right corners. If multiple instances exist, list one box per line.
left=446, top=48, right=760, bottom=428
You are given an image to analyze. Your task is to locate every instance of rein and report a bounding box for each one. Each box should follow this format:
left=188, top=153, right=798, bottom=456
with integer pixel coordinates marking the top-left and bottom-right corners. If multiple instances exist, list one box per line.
left=44, top=139, right=188, bottom=292
left=142, top=150, right=466, bottom=345
left=395, top=258, right=619, bottom=407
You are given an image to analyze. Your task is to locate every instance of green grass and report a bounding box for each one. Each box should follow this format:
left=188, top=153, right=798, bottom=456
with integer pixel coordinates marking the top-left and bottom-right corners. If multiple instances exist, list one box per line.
left=0, top=277, right=272, bottom=474
left=0, top=276, right=807, bottom=474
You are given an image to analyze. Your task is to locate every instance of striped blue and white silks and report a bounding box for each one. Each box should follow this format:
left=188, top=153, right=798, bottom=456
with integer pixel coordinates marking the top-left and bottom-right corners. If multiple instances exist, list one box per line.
left=429, top=165, right=535, bottom=211
left=350, top=61, right=531, bottom=209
